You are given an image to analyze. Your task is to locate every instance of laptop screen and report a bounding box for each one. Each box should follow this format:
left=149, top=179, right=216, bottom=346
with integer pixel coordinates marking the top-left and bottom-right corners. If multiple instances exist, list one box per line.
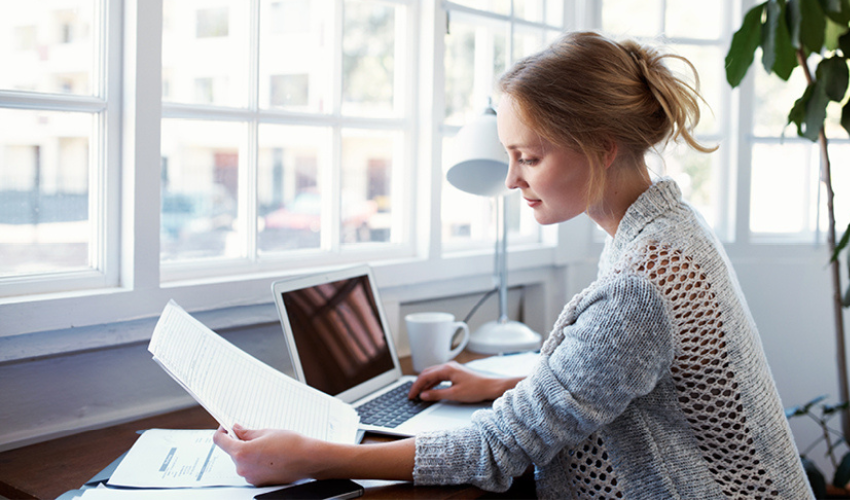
left=280, top=273, right=395, bottom=397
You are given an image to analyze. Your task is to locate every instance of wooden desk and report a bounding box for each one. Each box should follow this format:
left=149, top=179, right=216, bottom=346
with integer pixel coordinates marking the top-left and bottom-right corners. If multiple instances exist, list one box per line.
left=0, top=352, right=535, bottom=499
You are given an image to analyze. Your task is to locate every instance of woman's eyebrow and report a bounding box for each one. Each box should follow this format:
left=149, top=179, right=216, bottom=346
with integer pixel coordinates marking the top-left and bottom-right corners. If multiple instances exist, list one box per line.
left=505, top=142, right=544, bottom=152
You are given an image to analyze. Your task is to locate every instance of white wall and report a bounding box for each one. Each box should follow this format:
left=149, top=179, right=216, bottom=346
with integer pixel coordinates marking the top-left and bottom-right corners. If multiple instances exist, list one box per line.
left=734, top=250, right=848, bottom=473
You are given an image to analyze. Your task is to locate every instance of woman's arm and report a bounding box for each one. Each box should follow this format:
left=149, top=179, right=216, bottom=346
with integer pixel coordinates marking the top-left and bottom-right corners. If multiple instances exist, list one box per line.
left=214, top=425, right=415, bottom=486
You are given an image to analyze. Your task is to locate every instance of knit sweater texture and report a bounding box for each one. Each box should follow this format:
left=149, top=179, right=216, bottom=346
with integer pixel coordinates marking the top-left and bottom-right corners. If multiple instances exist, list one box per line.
left=413, top=179, right=812, bottom=499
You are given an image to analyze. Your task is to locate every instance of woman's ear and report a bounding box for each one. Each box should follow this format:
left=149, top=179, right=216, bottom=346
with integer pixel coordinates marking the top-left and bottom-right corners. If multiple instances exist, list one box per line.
left=602, top=140, right=618, bottom=170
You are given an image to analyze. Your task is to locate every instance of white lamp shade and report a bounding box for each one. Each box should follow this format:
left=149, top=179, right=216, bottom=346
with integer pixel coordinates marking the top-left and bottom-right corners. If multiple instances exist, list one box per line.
left=447, top=109, right=510, bottom=198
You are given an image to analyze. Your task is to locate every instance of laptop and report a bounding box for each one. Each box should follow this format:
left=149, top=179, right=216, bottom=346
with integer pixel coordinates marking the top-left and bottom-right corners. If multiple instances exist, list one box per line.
left=271, top=264, right=490, bottom=437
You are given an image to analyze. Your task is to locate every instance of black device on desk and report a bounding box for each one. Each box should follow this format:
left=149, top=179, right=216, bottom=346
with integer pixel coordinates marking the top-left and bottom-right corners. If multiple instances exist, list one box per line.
left=254, top=479, right=364, bottom=499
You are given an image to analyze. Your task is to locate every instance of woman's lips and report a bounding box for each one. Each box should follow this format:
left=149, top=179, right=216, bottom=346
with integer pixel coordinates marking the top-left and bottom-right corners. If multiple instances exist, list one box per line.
left=524, top=198, right=541, bottom=208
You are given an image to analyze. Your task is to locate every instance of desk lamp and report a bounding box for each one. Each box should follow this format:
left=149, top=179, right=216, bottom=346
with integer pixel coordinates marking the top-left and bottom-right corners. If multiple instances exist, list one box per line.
left=447, top=104, right=542, bottom=354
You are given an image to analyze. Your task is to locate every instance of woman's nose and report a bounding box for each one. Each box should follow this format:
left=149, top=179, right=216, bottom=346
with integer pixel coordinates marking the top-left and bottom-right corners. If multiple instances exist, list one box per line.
left=505, top=162, right=521, bottom=190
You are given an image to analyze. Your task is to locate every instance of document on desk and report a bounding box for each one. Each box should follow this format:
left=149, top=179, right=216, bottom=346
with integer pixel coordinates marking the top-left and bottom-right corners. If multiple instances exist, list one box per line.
left=148, top=300, right=360, bottom=444
left=107, top=429, right=254, bottom=488
left=79, top=485, right=281, bottom=499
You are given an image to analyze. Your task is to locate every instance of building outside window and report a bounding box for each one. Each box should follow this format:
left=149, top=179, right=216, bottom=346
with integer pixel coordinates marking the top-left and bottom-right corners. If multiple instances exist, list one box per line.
left=160, top=0, right=411, bottom=278
left=0, top=0, right=109, bottom=297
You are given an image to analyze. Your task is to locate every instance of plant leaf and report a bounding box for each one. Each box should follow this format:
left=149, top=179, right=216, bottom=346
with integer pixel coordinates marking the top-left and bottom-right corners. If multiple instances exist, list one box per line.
left=841, top=99, right=850, bottom=138
left=824, top=401, right=850, bottom=413
left=835, top=452, right=850, bottom=489
left=817, top=56, right=850, bottom=101
left=788, top=0, right=804, bottom=49
left=787, top=395, right=829, bottom=417
left=774, top=2, right=802, bottom=79
left=826, top=17, right=849, bottom=50
left=788, top=80, right=829, bottom=140
left=820, top=0, right=850, bottom=24
left=801, top=0, right=827, bottom=53
left=727, top=3, right=767, bottom=87
left=764, top=0, right=782, bottom=72
left=802, top=455, right=829, bottom=498
left=832, top=222, right=850, bottom=262
left=841, top=252, right=850, bottom=308
left=841, top=30, right=850, bottom=56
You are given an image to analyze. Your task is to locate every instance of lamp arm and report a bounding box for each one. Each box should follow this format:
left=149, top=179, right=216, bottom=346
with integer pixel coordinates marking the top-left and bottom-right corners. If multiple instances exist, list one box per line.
left=497, top=195, right=508, bottom=323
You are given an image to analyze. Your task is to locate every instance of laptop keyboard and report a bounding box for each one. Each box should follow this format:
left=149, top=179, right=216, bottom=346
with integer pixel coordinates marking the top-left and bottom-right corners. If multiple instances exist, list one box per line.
left=356, top=381, right=435, bottom=428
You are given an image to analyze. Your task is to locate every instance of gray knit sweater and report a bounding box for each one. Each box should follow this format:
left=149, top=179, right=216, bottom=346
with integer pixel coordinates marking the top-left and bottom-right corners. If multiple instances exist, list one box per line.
left=413, top=179, right=812, bottom=499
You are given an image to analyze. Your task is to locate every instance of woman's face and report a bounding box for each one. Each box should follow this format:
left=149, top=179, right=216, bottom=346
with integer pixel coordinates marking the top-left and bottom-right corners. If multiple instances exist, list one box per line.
left=498, top=97, right=592, bottom=226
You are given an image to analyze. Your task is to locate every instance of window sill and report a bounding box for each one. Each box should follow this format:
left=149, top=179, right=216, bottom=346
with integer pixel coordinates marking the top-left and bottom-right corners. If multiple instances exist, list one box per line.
left=0, top=244, right=562, bottom=363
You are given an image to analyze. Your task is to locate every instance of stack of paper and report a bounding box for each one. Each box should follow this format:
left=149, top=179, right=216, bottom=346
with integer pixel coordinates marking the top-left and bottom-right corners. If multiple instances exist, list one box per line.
left=66, top=301, right=364, bottom=498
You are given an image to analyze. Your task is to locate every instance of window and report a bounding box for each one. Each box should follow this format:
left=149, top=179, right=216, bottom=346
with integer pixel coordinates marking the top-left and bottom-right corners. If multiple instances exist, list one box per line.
left=161, top=0, right=411, bottom=279
left=599, top=0, right=733, bottom=239
left=440, top=1, right=565, bottom=252
left=748, top=51, right=850, bottom=242
left=0, top=0, right=113, bottom=296
left=7, top=1, right=820, bottom=352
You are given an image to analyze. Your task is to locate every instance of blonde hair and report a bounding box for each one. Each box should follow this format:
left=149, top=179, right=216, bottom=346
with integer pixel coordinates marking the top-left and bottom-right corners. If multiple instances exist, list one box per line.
left=498, top=31, right=716, bottom=203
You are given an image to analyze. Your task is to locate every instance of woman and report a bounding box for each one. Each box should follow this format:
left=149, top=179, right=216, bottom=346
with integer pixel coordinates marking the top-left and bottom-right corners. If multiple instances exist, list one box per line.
left=215, top=31, right=812, bottom=498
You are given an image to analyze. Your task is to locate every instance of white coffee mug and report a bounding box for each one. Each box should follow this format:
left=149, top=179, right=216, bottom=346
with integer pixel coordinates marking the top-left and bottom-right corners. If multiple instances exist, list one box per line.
left=405, top=312, right=470, bottom=373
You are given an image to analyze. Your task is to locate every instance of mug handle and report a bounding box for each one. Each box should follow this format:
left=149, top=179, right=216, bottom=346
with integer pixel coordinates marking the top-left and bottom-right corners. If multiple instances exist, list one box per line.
left=448, top=322, right=470, bottom=359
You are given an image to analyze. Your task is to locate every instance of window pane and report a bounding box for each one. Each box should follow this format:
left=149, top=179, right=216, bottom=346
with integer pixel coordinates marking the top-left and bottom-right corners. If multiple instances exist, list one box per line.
left=0, top=109, right=91, bottom=277
left=259, top=0, right=333, bottom=112
left=513, top=25, right=544, bottom=62
left=443, top=182, right=495, bottom=244
left=669, top=44, right=723, bottom=135
left=601, top=0, right=662, bottom=37
left=507, top=191, right=538, bottom=242
left=340, top=130, right=397, bottom=244
left=342, top=0, right=397, bottom=117
left=444, top=19, right=508, bottom=126
left=657, top=142, right=721, bottom=229
left=752, top=62, right=808, bottom=137
left=750, top=142, right=818, bottom=235
left=161, top=119, right=241, bottom=261
left=513, top=0, right=543, bottom=23
left=665, top=0, right=722, bottom=39
left=0, top=0, right=96, bottom=95
left=545, top=0, right=564, bottom=27
left=258, top=124, right=329, bottom=252
left=162, top=0, right=250, bottom=107
left=451, top=0, right=510, bottom=16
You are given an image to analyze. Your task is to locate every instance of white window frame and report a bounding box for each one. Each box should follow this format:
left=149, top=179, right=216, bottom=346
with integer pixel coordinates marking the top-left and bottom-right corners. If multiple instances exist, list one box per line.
left=1, top=0, right=568, bottom=361
left=159, top=0, right=419, bottom=282
left=0, top=0, right=121, bottom=298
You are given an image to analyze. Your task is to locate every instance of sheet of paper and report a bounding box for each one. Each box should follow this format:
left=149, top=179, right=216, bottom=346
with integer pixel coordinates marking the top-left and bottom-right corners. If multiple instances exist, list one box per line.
left=148, top=300, right=360, bottom=444
left=79, top=483, right=281, bottom=499
left=465, top=351, right=539, bottom=378
left=107, top=429, right=250, bottom=488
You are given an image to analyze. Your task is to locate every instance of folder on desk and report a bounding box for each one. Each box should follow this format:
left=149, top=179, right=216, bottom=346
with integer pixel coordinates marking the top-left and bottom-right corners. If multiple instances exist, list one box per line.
left=148, top=300, right=360, bottom=444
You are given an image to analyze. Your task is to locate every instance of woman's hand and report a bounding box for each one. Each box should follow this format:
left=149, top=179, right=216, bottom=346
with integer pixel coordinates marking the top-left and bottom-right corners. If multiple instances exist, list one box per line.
left=214, top=425, right=416, bottom=485
left=408, top=361, right=523, bottom=403
left=213, top=425, right=326, bottom=486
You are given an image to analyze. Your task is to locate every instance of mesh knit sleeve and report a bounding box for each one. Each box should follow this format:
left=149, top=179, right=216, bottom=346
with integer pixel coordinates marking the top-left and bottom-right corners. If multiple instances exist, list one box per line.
left=413, top=273, right=674, bottom=492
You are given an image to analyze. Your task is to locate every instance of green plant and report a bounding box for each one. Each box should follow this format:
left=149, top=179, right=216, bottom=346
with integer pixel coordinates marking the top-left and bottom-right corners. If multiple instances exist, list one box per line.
left=787, top=396, right=850, bottom=497
left=725, top=0, right=850, bottom=438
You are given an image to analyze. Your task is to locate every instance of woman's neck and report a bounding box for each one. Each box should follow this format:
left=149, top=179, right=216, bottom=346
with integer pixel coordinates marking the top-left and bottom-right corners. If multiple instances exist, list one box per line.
left=586, top=162, right=653, bottom=237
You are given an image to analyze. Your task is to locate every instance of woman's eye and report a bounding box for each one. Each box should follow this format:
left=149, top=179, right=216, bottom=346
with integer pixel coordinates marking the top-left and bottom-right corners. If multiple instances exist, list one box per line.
left=518, top=158, right=538, bottom=166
